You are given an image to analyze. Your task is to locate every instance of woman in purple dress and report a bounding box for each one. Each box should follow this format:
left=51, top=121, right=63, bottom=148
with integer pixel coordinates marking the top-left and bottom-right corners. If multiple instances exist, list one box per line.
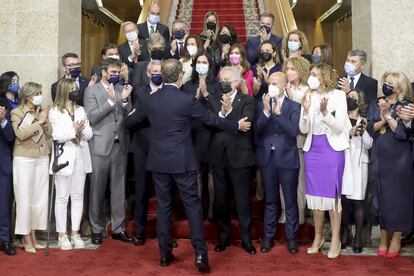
left=299, top=63, right=350, bottom=259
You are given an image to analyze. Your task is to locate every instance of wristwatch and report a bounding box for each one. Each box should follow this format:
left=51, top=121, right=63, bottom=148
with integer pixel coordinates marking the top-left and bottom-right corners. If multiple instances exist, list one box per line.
left=386, top=114, right=393, bottom=121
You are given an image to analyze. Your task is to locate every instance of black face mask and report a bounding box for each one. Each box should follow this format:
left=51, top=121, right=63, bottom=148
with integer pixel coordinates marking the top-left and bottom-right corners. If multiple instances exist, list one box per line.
left=260, top=52, right=273, bottom=62
left=347, top=97, right=359, bottom=111
left=220, top=81, right=233, bottom=94
left=151, top=49, right=164, bottom=60
left=68, top=89, right=80, bottom=103
left=174, top=29, right=186, bottom=40
left=219, top=34, right=232, bottom=45
left=206, top=22, right=216, bottom=31
left=261, top=24, right=271, bottom=34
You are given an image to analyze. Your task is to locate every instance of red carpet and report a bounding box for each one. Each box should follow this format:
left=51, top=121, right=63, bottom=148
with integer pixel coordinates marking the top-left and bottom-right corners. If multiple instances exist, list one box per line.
left=2, top=239, right=413, bottom=275
left=177, top=0, right=258, bottom=44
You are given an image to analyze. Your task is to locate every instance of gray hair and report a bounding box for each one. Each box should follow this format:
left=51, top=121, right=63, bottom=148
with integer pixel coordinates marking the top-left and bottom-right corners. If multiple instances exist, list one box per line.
left=172, top=19, right=188, bottom=30
left=147, top=59, right=162, bottom=72
left=219, top=66, right=242, bottom=82
left=348, top=49, right=368, bottom=64
left=148, top=33, right=165, bottom=48
left=161, top=59, right=183, bottom=83
left=122, top=21, right=137, bottom=31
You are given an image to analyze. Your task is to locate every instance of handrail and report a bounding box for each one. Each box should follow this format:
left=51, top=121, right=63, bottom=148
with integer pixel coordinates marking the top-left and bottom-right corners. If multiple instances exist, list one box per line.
left=137, top=0, right=156, bottom=24
left=275, top=0, right=297, bottom=34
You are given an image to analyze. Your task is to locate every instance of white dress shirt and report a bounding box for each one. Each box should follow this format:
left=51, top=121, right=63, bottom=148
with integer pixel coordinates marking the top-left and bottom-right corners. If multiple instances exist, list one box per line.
left=1, top=119, right=7, bottom=128
left=348, top=72, right=361, bottom=88
left=263, top=95, right=285, bottom=118
left=147, top=21, right=157, bottom=35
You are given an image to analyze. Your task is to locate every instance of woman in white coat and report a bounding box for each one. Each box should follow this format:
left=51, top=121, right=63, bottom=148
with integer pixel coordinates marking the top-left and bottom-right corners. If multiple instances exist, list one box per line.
left=49, top=78, right=92, bottom=250
left=341, top=89, right=373, bottom=253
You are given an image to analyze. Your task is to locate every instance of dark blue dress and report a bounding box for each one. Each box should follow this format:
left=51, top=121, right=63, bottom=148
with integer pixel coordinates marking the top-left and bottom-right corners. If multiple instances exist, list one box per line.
left=367, top=98, right=414, bottom=232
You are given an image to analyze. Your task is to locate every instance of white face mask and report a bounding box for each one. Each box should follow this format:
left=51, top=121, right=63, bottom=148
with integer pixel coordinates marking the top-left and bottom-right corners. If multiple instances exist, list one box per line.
left=288, top=41, right=301, bottom=52
left=31, top=95, right=42, bottom=106
left=268, top=85, right=279, bottom=98
left=186, top=45, right=198, bottom=57
left=125, top=31, right=138, bottom=42
left=307, top=75, right=321, bottom=90
left=148, top=14, right=160, bottom=25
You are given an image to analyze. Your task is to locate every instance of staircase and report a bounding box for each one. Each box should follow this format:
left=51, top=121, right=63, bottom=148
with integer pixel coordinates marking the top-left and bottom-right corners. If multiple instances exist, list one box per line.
left=176, top=0, right=261, bottom=44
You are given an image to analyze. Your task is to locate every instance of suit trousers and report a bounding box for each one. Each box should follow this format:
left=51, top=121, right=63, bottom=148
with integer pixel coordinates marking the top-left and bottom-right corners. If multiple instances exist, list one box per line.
left=212, top=151, right=252, bottom=244
left=152, top=171, right=207, bottom=258
left=0, top=168, right=13, bottom=241
left=13, top=155, right=49, bottom=235
left=133, top=152, right=152, bottom=236
left=55, top=148, right=87, bottom=233
left=89, top=143, right=127, bottom=234
left=260, top=150, right=299, bottom=241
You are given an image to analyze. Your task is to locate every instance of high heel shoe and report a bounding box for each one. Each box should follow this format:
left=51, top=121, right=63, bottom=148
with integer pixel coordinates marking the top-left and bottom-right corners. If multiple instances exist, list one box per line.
left=307, top=238, right=325, bottom=254
left=327, top=242, right=341, bottom=259
left=377, top=248, right=388, bottom=256
left=386, top=251, right=400, bottom=258
left=22, top=237, right=36, bottom=254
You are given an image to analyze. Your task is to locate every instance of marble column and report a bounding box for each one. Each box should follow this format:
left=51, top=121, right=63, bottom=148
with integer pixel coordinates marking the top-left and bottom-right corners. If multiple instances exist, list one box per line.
left=0, top=0, right=82, bottom=105
left=352, top=0, right=414, bottom=86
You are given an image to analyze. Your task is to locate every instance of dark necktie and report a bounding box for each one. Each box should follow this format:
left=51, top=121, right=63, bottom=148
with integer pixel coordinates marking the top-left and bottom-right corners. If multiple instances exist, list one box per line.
left=150, top=25, right=155, bottom=34
left=350, top=77, right=355, bottom=90
left=178, top=42, right=184, bottom=58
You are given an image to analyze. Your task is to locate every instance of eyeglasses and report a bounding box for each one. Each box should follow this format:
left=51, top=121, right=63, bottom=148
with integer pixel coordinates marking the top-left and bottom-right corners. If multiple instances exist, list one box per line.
left=65, top=63, right=81, bottom=68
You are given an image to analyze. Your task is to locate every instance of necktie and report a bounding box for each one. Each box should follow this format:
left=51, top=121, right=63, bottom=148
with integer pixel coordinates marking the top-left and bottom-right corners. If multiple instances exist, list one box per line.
left=350, top=77, right=355, bottom=90
left=150, top=25, right=155, bottom=34
left=178, top=42, right=184, bottom=57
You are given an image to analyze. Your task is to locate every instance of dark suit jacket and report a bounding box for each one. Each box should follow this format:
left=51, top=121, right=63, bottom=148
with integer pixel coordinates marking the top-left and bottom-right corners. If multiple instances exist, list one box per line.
left=137, top=22, right=170, bottom=44
left=254, top=98, right=300, bottom=169
left=0, top=100, right=15, bottom=175
left=118, top=39, right=150, bottom=69
left=353, top=73, right=378, bottom=105
left=246, top=34, right=283, bottom=66
left=207, top=92, right=256, bottom=168
left=51, top=76, right=90, bottom=106
left=125, top=85, right=152, bottom=155
left=131, top=60, right=150, bottom=90
left=125, top=84, right=238, bottom=174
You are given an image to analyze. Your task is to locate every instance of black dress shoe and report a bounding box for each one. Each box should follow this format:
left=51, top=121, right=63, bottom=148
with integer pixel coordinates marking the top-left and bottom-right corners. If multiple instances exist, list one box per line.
left=170, top=239, right=178, bottom=248
left=1, top=241, right=16, bottom=256
left=91, top=233, right=102, bottom=245
left=160, top=253, right=175, bottom=267
left=352, top=246, right=363, bottom=253
left=287, top=240, right=299, bottom=254
left=402, top=231, right=414, bottom=245
left=112, top=231, right=133, bottom=243
left=241, top=242, right=256, bottom=255
left=133, top=234, right=146, bottom=246
left=214, top=242, right=229, bottom=252
left=260, top=239, right=274, bottom=253
left=195, top=255, right=211, bottom=273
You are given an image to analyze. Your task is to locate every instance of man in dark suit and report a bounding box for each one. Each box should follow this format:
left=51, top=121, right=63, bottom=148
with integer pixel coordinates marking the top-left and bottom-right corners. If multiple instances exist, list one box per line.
left=84, top=58, right=134, bottom=245
left=255, top=72, right=301, bottom=254
left=131, top=33, right=166, bottom=90
left=126, top=60, right=162, bottom=245
left=338, top=49, right=378, bottom=104
left=137, top=3, right=170, bottom=49
left=206, top=66, right=257, bottom=255
left=246, top=13, right=283, bottom=66
left=126, top=59, right=251, bottom=272
left=0, top=100, right=16, bottom=255
left=51, top=53, right=91, bottom=106
left=118, top=21, right=150, bottom=70
left=166, top=19, right=189, bottom=60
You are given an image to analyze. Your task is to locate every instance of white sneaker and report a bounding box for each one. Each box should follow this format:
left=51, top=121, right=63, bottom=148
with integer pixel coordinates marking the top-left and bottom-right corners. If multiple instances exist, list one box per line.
left=58, top=235, right=72, bottom=250
left=71, top=234, right=85, bottom=249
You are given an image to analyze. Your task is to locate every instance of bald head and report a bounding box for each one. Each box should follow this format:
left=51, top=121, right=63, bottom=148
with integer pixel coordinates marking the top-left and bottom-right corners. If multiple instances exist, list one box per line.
left=149, top=3, right=160, bottom=16
left=268, top=72, right=287, bottom=97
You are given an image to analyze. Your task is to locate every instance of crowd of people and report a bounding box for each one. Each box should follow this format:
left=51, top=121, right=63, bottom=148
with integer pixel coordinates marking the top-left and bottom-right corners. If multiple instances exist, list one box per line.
left=1, top=3, right=414, bottom=273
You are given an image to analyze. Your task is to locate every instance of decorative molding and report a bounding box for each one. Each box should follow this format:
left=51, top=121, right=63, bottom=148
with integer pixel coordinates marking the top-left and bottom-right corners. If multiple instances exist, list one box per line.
left=243, top=0, right=260, bottom=37
left=168, top=0, right=180, bottom=30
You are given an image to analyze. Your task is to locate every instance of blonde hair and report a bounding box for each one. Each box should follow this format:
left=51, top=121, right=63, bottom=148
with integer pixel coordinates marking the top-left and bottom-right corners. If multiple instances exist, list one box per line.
left=53, top=78, right=77, bottom=112
left=311, top=63, right=337, bottom=93
left=382, top=71, right=413, bottom=101
left=281, top=29, right=310, bottom=56
left=18, top=82, right=42, bottom=107
left=202, top=11, right=220, bottom=36
left=283, top=56, right=310, bottom=86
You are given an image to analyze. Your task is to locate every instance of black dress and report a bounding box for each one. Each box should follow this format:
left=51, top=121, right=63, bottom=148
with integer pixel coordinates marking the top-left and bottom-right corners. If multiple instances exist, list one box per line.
left=182, top=80, right=220, bottom=164
left=367, top=98, right=414, bottom=232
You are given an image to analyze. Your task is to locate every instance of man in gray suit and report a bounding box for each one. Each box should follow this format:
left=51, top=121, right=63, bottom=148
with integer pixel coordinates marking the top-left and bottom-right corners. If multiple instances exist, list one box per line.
left=84, top=58, right=134, bottom=245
